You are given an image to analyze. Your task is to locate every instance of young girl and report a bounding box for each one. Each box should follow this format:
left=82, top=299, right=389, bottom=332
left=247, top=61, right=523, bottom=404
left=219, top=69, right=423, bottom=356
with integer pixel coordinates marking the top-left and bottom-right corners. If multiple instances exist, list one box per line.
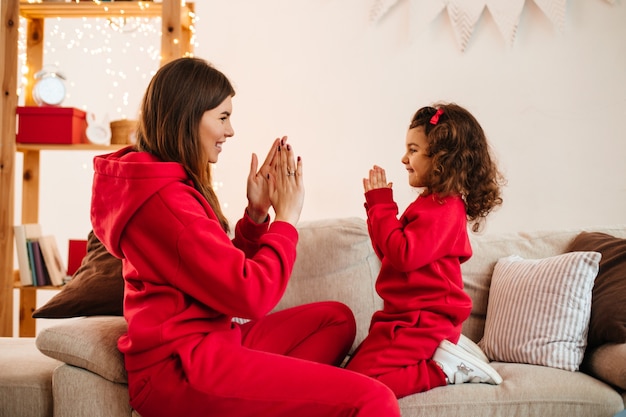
left=345, top=103, right=505, bottom=398
left=90, top=57, right=400, bottom=417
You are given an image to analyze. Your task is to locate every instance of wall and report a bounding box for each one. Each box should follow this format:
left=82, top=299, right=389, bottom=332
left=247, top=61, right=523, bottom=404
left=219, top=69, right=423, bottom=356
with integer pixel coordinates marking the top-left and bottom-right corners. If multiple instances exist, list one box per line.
left=193, top=0, right=626, bottom=234
left=15, top=0, right=626, bottom=273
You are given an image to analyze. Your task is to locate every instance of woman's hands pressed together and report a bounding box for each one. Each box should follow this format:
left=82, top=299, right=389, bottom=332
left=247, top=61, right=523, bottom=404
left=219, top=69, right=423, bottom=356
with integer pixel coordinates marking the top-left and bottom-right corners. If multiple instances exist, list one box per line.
left=269, top=138, right=304, bottom=226
left=246, top=137, right=281, bottom=223
left=246, top=136, right=304, bottom=226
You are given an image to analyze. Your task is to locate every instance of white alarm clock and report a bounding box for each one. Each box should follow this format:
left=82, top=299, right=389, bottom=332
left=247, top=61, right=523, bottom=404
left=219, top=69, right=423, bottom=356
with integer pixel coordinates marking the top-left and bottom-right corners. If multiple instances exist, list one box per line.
left=33, top=68, right=67, bottom=107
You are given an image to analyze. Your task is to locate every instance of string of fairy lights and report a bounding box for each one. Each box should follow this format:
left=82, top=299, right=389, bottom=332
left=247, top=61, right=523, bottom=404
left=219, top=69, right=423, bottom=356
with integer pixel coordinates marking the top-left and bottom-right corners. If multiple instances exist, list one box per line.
left=17, top=1, right=198, bottom=120
left=14, top=2, right=230, bottom=205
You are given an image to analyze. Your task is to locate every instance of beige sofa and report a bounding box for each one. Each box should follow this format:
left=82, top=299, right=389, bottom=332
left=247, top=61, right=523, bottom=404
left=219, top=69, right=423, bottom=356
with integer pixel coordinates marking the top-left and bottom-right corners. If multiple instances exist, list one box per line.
left=2, top=217, right=625, bottom=417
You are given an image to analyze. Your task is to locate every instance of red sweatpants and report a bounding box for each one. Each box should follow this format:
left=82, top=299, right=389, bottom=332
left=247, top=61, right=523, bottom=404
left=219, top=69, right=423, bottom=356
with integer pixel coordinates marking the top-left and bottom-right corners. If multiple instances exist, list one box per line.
left=127, top=301, right=400, bottom=417
left=346, top=310, right=458, bottom=398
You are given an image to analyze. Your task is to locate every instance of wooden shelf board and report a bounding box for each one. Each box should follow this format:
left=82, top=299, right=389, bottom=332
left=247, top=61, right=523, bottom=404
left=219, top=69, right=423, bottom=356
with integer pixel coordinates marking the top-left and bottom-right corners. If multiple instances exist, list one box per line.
left=16, top=143, right=127, bottom=152
left=20, top=1, right=164, bottom=19
left=14, top=283, right=63, bottom=290
left=19, top=1, right=194, bottom=27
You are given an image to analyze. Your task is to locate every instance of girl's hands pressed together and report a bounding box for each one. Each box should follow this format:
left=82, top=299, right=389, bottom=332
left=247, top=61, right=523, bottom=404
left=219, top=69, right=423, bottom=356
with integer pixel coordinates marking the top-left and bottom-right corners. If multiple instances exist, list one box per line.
left=268, top=139, right=304, bottom=226
left=363, top=165, right=393, bottom=193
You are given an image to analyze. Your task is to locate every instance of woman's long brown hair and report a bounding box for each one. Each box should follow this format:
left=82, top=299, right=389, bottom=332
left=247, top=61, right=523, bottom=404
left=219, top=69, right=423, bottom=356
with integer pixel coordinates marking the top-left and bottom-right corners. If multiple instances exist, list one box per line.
left=135, top=57, right=233, bottom=232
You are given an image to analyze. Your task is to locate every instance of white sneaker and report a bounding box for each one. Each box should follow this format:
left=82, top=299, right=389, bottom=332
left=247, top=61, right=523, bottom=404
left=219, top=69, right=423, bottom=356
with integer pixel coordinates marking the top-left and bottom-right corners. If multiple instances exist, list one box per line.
left=433, top=340, right=503, bottom=385
left=457, top=334, right=489, bottom=363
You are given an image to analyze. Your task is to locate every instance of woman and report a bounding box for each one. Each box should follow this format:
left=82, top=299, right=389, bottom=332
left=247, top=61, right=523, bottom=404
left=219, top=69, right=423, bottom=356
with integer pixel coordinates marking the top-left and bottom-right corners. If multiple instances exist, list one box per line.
left=90, top=57, right=399, bottom=417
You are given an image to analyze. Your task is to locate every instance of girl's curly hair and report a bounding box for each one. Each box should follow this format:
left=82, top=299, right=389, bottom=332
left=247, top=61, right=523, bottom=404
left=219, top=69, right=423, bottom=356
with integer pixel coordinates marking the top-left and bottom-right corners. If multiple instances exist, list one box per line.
left=410, top=103, right=505, bottom=232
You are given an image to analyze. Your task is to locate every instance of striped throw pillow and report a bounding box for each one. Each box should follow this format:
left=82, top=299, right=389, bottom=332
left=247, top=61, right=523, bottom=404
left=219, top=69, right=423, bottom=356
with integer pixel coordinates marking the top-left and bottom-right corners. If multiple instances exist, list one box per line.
left=478, top=251, right=601, bottom=371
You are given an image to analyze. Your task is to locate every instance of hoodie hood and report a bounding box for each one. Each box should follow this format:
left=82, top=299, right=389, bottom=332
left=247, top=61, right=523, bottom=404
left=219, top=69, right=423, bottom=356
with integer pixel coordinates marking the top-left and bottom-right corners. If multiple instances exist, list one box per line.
left=91, top=146, right=189, bottom=258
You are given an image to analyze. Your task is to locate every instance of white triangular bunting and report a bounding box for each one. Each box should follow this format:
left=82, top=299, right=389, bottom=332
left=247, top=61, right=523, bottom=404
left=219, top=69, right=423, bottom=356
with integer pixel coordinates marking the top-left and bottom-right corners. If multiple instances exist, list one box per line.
left=370, top=0, right=614, bottom=51
left=446, top=0, right=486, bottom=51
left=486, top=0, right=526, bottom=46
left=533, top=0, right=567, bottom=32
left=370, top=0, right=401, bottom=22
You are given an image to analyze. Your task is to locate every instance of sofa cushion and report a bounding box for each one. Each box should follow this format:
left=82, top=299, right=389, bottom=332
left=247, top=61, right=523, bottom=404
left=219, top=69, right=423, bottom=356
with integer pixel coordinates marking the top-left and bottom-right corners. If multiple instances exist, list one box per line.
left=36, top=316, right=128, bottom=384
left=273, top=217, right=382, bottom=350
left=0, top=337, right=61, bottom=417
left=479, top=251, right=600, bottom=371
left=565, top=231, right=626, bottom=348
left=461, top=226, right=626, bottom=343
left=52, top=364, right=133, bottom=417
left=398, top=361, right=624, bottom=417
left=461, top=229, right=591, bottom=344
left=32, top=231, right=123, bottom=318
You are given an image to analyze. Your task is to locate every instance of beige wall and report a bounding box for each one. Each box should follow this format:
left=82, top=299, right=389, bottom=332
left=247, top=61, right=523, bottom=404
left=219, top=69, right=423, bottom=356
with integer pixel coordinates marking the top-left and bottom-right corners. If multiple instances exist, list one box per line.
left=16, top=0, right=626, bottom=264
left=194, top=0, right=626, bottom=234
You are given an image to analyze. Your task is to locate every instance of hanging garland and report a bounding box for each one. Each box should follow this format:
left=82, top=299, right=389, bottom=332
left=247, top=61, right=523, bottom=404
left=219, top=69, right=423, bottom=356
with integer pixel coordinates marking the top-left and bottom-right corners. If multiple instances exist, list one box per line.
left=370, top=0, right=616, bottom=51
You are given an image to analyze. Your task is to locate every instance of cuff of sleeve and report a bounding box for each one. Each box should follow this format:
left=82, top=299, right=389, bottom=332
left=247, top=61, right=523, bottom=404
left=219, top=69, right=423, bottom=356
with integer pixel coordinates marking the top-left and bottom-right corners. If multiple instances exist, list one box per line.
left=268, top=221, right=299, bottom=246
left=365, top=187, right=394, bottom=206
left=238, top=210, right=270, bottom=241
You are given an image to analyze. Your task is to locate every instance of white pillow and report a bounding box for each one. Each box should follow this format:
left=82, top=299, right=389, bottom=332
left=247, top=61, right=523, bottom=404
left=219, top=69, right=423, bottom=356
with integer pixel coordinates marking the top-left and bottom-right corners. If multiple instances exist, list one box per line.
left=478, top=251, right=601, bottom=371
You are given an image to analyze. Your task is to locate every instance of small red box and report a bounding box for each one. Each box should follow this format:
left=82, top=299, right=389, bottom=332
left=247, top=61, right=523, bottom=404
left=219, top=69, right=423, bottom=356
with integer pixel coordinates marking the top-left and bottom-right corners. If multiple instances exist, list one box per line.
left=16, top=106, right=88, bottom=144
left=67, top=239, right=88, bottom=277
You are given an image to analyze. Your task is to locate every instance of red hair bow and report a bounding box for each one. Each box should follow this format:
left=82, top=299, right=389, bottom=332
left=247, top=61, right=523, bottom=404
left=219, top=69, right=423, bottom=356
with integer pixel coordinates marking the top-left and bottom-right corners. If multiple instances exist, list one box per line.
left=430, top=108, right=444, bottom=125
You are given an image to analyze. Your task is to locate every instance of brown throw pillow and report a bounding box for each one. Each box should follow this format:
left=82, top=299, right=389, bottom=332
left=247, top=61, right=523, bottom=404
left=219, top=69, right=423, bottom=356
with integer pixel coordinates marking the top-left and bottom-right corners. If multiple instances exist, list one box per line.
left=566, top=232, right=626, bottom=349
left=32, top=230, right=123, bottom=318
left=583, top=343, right=626, bottom=390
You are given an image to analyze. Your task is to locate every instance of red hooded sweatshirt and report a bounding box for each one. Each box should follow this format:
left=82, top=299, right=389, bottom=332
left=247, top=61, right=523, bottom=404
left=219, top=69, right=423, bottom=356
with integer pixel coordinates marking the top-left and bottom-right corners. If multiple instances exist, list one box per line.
left=90, top=146, right=298, bottom=374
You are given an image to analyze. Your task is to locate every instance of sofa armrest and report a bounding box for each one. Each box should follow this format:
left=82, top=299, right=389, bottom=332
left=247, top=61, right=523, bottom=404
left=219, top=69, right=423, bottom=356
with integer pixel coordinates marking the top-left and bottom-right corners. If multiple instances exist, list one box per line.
left=36, top=316, right=128, bottom=384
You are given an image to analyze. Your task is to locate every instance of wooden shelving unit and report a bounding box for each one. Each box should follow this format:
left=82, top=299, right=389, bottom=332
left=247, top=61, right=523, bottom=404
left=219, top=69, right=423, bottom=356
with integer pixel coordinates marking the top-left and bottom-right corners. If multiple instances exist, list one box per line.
left=0, top=0, right=194, bottom=337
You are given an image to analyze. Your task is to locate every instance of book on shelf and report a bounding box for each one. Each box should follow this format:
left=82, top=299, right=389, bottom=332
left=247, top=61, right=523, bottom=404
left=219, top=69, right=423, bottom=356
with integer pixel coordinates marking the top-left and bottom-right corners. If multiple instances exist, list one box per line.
left=38, top=235, right=67, bottom=286
left=26, top=240, right=40, bottom=286
left=14, top=223, right=42, bottom=286
left=14, top=224, right=67, bottom=287
left=30, top=240, right=51, bottom=287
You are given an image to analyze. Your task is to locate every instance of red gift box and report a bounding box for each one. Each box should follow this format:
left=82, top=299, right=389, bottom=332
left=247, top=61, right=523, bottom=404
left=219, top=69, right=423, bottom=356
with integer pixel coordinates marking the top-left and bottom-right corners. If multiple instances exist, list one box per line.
left=67, top=239, right=88, bottom=277
left=16, top=106, right=88, bottom=144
